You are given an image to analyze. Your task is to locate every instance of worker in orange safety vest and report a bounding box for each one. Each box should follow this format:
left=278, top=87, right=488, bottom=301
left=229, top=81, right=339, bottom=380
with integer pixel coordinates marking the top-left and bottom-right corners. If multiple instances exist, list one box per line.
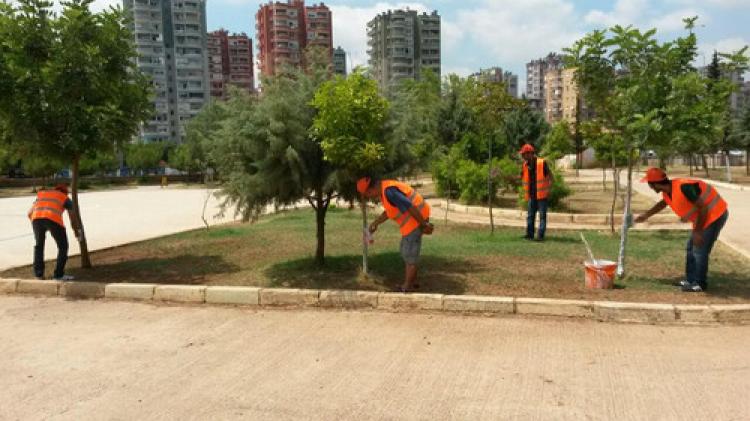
left=520, top=143, right=553, bottom=241
left=634, top=168, right=729, bottom=292
left=27, top=184, right=80, bottom=281
left=357, top=177, right=433, bottom=292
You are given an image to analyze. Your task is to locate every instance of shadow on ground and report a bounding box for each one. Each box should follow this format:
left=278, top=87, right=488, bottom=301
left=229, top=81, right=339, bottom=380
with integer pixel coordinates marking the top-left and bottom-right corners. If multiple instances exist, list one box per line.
left=64, top=255, right=240, bottom=285
left=264, top=252, right=472, bottom=295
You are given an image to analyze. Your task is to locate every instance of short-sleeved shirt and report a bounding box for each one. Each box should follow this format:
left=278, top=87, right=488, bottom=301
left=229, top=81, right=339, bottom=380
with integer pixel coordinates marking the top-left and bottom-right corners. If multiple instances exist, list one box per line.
left=384, top=187, right=413, bottom=213
left=522, top=158, right=550, bottom=200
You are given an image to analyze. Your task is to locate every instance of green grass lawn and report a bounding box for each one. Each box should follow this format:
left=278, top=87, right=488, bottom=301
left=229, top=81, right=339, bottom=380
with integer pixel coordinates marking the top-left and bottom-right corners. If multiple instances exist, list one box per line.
left=5, top=207, right=749, bottom=304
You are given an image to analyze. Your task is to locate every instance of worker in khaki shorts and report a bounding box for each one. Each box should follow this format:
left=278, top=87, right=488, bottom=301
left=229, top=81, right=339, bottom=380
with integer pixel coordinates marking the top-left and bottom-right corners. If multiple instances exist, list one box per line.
left=357, top=177, right=433, bottom=292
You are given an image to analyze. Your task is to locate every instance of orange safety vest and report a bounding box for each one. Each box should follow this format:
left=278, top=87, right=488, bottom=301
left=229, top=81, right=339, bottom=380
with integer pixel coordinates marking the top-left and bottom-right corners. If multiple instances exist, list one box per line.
left=522, top=158, right=551, bottom=201
left=380, top=180, right=431, bottom=237
left=662, top=179, right=727, bottom=230
left=29, top=190, right=68, bottom=227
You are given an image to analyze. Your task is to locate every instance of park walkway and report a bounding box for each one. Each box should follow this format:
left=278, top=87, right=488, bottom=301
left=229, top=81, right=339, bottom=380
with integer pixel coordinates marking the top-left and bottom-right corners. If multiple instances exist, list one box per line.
left=0, top=186, right=237, bottom=270
left=0, top=295, right=748, bottom=420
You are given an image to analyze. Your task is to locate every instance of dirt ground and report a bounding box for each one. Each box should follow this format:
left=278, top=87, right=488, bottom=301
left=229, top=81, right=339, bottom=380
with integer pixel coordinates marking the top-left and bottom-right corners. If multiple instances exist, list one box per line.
left=5, top=209, right=748, bottom=304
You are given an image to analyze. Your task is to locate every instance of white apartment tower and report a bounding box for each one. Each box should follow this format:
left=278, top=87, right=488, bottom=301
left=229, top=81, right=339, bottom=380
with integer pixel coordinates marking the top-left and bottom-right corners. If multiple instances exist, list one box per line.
left=123, top=0, right=210, bottom=143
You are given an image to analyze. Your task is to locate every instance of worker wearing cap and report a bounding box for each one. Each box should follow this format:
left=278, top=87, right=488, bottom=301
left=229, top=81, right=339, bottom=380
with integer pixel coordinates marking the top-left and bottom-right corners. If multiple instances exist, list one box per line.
left=634, top=168, right=729, bottom=292
left=520, top=143, right=553, bottom=241
left=357, top=177, right=433, bottom=292
left=27, top=184, right=79, bottom=281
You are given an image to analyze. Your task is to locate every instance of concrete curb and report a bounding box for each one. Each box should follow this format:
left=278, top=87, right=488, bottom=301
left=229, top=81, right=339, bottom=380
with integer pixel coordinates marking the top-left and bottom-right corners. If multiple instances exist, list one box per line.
left=1, top=278, right=749, bottom=325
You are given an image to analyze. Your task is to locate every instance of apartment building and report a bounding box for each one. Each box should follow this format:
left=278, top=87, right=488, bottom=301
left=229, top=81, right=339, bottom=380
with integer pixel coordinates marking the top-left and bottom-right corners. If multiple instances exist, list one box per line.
left=470, top=67, right=519, bottom=98
left=333, top=46, right=347, bottom=76
left=526, top=53, right=563, bottom=112
left=367, top=9, right=441, bottom=95
left=123, top=0, right=209, bottom=143
left=208, top=29, right=254, bottom=99
left=255, top=1, right=333, bottom=79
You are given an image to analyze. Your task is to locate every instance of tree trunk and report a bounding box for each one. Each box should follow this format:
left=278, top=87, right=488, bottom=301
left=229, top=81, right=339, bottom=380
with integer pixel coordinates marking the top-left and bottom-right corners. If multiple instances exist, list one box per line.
left=701, top=154, right=710, bottom=178
left=724, top=149, right=732, bottom=183
left=616, top=149, right=633, bottom=278
left=488, top=135, right=495, bottom=234
left=314, top=191, right=328, bottom=266
left=444, top=180, right=450, bottom=226
left=71, top=156, right=92, bottom=268
left=602, top=167, right=607, bottom=191
left=610, top=157, right=618, bottom=234
left=575, top=96, right=582, bottom=178
left=361, top=200, right=369, bottom=275
left=746, top=148, right=749, bottom=176
left=689, top=155, right=694, bottom=176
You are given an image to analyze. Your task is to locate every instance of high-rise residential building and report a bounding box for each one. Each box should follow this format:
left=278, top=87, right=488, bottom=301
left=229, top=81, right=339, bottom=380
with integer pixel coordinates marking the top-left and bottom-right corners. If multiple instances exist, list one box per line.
left=255, top=1, right=333, bottom=80
left=124, top=0, right=209, bottom=143
left=333, top=46, right=347, bottom=76
left=543, top=66, right=563, bottom=124
left=208, top=29, right=254, bottom=99
left=544, top=67, right=591, bottom=125
left=561, top=68, right=593, bottom=124
left=367, top=9, right=441, bottom=95
left=470, top=67, right=519, bottom=98
left=526, top=53, right=563, bottom=112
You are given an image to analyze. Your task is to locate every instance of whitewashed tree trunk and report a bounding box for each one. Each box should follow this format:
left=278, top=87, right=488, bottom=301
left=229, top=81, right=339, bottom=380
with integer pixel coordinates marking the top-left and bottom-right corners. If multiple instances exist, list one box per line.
left=361, top=201, right=369, bottom=275
left=724, top=150, right=732, bottom=183
left=616, top=150, right=634, bottom=278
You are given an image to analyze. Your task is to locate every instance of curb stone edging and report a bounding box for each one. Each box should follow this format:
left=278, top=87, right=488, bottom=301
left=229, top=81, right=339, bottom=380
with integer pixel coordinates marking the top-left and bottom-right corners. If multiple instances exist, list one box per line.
left=1, top=278, right=749, bottom=325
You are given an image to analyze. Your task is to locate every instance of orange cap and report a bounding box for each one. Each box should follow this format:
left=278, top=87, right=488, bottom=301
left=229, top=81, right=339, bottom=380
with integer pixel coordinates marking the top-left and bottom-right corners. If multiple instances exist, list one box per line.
left=54, top=183, right=69, bottom=195
left=519, top=144, right=535, bottom=154
left=356, top=177, right=371, bottom=195
left=640, top=168, right=667, bottom=183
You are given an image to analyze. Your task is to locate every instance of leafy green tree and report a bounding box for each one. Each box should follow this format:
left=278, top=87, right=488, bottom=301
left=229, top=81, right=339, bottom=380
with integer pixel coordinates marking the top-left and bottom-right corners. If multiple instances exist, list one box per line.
left=178, top=98, right=229, bottom=180
left=729, top=106, right=750, bottom=175
left=463, top=78, right=521, bottom=232
left=501, top=106, right=549, bottom=151
left=390, top=69, right=440, bottom=172
left=541, top=120, right=574, bottom=162
left=79, top=149, right=117, bottom=176
left=125, top=142, right=165, bottom=175
left=311, top=70, right=390, bottom=273
left=437, top=74, right=474, bottom=149
left=0, top=0, right=152, bottom=267
left=212, top=57, right=340, bottom=264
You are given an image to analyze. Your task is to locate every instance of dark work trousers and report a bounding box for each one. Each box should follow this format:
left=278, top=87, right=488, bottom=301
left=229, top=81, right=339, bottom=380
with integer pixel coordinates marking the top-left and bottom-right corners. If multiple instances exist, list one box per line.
left=686, top=211, right=728, bottom=290
left=526, top=199, right=548, bottom=240
left=32, top=218, right=68, bottom=279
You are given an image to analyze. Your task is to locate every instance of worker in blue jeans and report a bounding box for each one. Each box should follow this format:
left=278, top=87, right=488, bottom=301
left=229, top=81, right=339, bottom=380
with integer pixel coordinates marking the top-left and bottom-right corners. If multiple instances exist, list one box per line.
left=520, top=144, right=553, bottom=241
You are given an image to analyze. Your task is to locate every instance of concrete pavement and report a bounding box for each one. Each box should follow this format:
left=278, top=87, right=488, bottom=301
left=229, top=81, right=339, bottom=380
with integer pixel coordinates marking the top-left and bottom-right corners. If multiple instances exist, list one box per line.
left=0, top=295, right=748, bottom=420
left=0, top=186, right=237, bottom=270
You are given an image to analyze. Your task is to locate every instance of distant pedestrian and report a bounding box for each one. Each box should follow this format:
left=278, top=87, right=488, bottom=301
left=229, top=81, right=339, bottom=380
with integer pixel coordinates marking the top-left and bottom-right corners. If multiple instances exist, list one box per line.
left=27, top=184, right=79, bottom=280
left=635, top=168, right=729, bottom=292
left=357, top=177, right=433, bottom=292
left=520, top=143, right=553, bottom=241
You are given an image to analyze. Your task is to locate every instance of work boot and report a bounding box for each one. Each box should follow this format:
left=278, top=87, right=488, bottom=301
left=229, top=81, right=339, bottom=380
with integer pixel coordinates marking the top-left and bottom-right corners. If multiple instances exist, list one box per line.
left=53, top=274, right=75, bottom=281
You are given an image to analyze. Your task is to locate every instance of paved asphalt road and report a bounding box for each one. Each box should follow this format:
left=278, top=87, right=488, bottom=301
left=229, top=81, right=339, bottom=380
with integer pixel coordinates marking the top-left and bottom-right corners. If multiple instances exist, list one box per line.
left=1, top=296, right=748, bottom=420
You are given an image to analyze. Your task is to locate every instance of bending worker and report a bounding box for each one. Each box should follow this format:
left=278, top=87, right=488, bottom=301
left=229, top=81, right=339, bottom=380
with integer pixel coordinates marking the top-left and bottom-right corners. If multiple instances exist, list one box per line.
left=28, top=183, right=79, bottom=281
left=520, top=143, right=553, bottom=241
left=357, top=177, right=434, bottom=292
left=634, top=168, right=728, bottom=292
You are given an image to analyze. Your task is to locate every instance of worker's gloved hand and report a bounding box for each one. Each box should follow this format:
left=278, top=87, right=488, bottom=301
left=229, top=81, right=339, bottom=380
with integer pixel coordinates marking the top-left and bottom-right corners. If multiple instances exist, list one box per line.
left=75, top=229, right=83, bottom=240
left=422, top=222, right=434, bottom=235
left=368, top=222, right=378, bottom=234
left=634, top=214, right=647, bottom=224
